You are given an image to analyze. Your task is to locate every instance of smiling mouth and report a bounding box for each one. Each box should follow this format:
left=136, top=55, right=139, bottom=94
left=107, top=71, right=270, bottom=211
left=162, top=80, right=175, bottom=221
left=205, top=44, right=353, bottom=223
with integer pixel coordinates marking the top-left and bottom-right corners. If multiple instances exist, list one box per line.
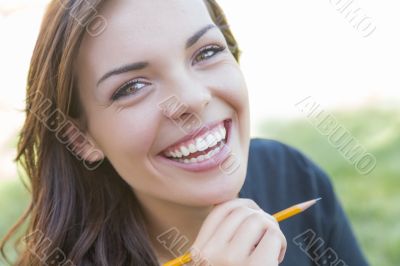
left=161, top=119, right=231, bottom=164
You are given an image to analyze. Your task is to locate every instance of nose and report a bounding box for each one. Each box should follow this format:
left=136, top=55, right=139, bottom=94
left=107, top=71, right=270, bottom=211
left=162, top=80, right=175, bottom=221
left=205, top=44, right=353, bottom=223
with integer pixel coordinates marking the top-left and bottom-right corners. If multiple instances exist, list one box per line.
left=175, top=91, right=211, bottom=122
left=160, top=71, right=212, bottom=122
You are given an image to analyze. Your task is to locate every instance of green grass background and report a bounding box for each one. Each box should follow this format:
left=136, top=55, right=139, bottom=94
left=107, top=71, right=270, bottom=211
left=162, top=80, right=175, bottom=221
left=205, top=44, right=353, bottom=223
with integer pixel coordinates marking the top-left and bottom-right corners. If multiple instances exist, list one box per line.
left=0, top=106, right=399, bottom=265
left=257, top=106, right=400, bottom=266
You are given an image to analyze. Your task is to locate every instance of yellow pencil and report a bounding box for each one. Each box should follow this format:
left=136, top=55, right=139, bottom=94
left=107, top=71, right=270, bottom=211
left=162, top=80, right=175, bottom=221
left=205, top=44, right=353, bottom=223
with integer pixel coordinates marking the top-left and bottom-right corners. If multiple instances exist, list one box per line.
left=163, top=198, right=321, bottom=266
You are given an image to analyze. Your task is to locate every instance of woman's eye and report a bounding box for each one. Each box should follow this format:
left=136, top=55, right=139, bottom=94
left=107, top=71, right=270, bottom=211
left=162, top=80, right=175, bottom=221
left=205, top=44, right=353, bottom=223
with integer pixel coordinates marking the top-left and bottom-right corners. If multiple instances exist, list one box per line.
left=193, top=44, right=226, bottom=65
left=111, top=79, right=149, bottom=101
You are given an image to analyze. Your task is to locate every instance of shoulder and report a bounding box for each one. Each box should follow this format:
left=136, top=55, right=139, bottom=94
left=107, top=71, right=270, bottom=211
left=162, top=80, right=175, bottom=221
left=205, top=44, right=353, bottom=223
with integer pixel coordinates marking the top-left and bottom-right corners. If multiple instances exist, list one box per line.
left=242, top=138, right=336, bottom=219
left=247, top=138, right=318, bottom=175
left=241, top=138, right=369, bottom=266
left=245, top=138, right=328, bottom=189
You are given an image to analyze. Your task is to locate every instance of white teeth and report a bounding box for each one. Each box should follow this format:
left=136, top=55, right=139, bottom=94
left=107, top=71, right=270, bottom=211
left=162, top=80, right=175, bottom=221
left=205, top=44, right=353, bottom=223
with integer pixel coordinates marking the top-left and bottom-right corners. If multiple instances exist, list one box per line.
left=214, top=131, right=222, bottom=141
left=206, top=134, right=218, bottom=148
left=178, top=144, right=222, bottom=164
left=164, top=122, right=228, bottom=159
left=220, top=126, right=226, bottom=139
left=180, top=146, right=190, bottom=156
left=208, top=146, right=220, bottom=157
left=174, top=150, right=183, bottom=158
left=188, top=143, right=197, bottom=153
left=195, top=138, right=208, bottom=151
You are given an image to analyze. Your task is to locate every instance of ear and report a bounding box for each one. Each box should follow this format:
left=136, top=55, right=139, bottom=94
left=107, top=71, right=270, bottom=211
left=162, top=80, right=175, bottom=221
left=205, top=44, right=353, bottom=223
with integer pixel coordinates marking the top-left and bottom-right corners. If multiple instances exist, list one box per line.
left=63, top=118, right=105, bottom=163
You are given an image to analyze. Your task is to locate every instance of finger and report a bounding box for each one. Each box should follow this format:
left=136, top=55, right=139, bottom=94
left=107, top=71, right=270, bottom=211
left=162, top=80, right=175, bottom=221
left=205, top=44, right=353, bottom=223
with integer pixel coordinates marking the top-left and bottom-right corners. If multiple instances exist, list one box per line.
left=265, top=212, right=280, bottom=226
left=253, top=211, right=287, bottom=263
left=192, top=198, right=260, bottom=249
left=229, top=212, right=278, bottom=258
left=206, top=206, right=258, bottom=247
left=250, top=227, right=287, bottom=264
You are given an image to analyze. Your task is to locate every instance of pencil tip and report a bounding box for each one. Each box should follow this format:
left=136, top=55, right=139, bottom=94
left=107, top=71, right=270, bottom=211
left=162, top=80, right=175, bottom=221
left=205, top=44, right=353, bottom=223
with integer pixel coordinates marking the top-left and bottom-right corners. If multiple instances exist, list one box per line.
left=298, top=197, right=322, bottom=211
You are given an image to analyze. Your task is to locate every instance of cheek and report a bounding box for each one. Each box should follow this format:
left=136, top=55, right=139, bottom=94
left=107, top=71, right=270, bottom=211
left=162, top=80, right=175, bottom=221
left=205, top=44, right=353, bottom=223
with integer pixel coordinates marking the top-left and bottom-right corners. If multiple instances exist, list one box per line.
left=213, top=63, right=249, bottom=113
left=212, top=63, right=251, bottom=145
left=88, top=102, right=160, bottom=161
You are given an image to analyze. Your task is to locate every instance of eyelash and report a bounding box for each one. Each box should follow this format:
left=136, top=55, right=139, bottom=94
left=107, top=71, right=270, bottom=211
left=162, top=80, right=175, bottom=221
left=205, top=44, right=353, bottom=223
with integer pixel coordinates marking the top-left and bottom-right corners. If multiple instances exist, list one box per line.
left=111, top=79, right=149, bottom=101
left=192, top=44, right=227, bottom=65
left=110, top=44, right=227, bottom=101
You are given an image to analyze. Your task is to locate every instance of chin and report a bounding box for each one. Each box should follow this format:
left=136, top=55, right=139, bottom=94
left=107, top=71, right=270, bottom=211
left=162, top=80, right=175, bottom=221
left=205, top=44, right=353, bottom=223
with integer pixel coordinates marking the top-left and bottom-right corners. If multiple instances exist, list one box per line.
left=183, top=172, right=246, bottom=207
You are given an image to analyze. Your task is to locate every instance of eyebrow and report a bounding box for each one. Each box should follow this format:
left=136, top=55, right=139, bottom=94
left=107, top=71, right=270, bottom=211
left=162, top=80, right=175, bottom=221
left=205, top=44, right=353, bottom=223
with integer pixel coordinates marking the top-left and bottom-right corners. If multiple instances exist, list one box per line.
left=96, top=24, right=217, bottom=87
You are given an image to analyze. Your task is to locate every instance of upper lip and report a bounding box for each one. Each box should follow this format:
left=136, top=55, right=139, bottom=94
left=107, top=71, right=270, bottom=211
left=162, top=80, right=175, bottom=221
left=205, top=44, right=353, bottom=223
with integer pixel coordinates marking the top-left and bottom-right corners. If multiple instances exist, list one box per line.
left=160, top=119, right=229, bottom=153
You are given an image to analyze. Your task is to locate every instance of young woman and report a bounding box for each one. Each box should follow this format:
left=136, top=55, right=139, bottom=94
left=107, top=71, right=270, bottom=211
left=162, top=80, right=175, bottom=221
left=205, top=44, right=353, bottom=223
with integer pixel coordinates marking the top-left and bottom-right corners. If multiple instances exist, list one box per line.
left=1, top=0, right=368, bottom=265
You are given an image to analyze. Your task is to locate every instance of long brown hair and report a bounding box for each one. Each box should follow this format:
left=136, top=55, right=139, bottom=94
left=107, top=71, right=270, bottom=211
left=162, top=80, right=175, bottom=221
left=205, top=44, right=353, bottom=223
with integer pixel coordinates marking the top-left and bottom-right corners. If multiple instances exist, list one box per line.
left=1, top=0, right=241, bottom=265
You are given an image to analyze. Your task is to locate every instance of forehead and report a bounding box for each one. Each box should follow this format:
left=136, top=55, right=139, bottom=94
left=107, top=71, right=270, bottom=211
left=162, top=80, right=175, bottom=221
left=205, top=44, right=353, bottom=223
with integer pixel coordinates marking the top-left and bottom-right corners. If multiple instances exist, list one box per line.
left=76, top=0, right=215, bottom=82
left=99, top=0, right=212, bottom=39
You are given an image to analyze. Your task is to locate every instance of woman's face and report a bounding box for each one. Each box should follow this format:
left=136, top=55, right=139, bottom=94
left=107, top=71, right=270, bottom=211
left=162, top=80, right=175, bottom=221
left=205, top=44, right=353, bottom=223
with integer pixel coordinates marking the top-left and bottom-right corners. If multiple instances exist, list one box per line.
left=75, top=0, right=250, bottom=206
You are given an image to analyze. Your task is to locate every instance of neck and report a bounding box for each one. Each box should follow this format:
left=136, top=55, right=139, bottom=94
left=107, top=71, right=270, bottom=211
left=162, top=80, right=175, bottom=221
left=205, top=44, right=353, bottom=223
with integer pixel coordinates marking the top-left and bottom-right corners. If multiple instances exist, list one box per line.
left=134, top=192, right=214, bottom=262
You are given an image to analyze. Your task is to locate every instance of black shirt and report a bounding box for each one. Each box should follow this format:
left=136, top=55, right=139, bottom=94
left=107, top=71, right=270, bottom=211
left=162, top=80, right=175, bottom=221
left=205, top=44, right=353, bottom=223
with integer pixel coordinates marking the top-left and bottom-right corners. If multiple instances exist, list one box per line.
left=239, top=138, right=369, bottom=266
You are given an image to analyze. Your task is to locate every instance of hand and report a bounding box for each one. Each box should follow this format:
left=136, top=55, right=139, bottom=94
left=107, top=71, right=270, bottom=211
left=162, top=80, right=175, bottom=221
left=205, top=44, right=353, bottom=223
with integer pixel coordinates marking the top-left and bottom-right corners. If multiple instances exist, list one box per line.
left=189, top=198, right=287, bottom=266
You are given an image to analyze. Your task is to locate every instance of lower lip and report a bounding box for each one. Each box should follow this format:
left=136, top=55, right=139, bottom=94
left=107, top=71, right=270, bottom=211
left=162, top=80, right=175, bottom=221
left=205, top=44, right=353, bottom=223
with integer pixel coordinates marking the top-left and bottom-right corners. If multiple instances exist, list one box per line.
left=156, top=120, right=232, bottom=172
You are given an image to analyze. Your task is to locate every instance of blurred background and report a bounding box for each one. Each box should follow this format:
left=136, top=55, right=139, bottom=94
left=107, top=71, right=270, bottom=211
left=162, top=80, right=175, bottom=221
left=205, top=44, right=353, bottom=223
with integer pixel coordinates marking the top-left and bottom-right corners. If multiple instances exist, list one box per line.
left=0, top=0, right=399, bottom=265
